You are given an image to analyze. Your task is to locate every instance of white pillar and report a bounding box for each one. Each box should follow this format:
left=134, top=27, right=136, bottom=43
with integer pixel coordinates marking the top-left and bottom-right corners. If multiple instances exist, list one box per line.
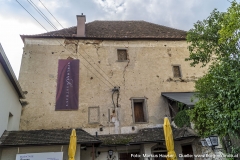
left=76, top=144, right=81, bottom=160
left=142, top=143, right=156, bottom=160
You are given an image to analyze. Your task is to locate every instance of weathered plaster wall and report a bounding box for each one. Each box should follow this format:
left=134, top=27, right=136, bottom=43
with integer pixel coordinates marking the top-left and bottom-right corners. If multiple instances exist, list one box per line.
left=0, top=63, right=22, bottom=136
left=18, top=38, right=207, bottom=133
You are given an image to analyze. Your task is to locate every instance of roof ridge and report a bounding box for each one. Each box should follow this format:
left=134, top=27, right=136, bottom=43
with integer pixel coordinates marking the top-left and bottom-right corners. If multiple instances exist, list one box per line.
left=92, top=20, right=145, bottom=22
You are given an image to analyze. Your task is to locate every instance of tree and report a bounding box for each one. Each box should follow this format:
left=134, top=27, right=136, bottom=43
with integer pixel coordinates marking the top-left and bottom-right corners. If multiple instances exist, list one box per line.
left=186, top=1, right=240, bottom=138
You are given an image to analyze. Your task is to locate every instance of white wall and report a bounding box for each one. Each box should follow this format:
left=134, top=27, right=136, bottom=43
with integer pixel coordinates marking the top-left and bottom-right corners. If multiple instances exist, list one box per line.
left=0, top=145, right=80, bottom=160
left=0, top=63, right=22, bottom=136
left=81, top=145, right=140, bottom=160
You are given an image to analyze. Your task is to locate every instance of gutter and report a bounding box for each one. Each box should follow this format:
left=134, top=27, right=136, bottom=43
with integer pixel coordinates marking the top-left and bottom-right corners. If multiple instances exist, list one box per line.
left=20, top=35, right=186, bottom=42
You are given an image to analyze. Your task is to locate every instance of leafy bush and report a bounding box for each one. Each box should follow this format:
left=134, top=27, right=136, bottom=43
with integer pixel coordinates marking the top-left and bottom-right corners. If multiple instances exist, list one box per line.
left=174, top=110, right=190, bottom=128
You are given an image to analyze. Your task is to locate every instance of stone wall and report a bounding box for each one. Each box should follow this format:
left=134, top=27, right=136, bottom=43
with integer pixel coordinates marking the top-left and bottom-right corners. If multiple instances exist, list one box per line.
left=18, top=38, right=207, bottom=133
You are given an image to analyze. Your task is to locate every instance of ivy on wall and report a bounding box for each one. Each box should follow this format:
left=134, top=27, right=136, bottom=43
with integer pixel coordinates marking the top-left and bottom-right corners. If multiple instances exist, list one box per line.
left=174, top=110, right=191, bottom=128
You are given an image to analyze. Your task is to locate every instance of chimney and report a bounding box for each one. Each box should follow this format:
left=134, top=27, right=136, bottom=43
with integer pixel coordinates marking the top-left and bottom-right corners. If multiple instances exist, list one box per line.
left=76, top=14, right=86, bottom=37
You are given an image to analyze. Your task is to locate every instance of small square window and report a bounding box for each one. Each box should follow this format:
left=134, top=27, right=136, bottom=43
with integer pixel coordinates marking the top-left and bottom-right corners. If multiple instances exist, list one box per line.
left=131, top=98, right=148, bottom=123
left=117, top=49, right=128, bottom=61
left=172, top=65, right=182, bottom=77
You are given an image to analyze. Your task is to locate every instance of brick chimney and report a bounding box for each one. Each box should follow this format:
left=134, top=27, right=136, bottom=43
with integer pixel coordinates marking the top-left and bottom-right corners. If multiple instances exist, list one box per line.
left=76, top=14, right=86, bottom=37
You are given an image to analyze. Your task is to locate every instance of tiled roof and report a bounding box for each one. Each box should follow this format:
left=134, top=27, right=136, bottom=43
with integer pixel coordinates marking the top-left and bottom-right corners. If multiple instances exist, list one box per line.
left=99, top=134, right=137, bottom=146
left=21, top=21, right=186, bottom=40
left=0, top=128, right=100, bottom=146
left=99, top=127, right=197, bottom=146
left=0, top=127, right=196, bottom=147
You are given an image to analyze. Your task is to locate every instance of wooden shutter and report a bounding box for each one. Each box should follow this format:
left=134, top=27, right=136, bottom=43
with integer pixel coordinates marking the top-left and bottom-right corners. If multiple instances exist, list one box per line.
left=173, top=66, right=181, bottom=77
left=134, top=102, right=144, bottom=122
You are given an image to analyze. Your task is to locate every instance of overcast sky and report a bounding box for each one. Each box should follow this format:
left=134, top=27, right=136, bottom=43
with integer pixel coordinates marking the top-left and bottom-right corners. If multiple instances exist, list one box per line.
left=0, top=0, right=232, bottom=78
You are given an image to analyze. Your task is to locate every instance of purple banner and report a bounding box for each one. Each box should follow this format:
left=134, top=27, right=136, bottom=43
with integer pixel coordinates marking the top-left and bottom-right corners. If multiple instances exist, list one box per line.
left=55, top=59, right=79, bottom=110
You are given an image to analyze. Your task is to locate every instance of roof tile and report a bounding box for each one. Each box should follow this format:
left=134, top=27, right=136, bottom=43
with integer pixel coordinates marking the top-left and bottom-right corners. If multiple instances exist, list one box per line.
left=21, top=21, right=186, bottom=40
left=0, top=128, right=100, bottom=146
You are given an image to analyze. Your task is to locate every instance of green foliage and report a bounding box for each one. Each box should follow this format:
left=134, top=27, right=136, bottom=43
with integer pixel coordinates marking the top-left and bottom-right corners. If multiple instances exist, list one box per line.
left=219, top=1, right=240, bottom=46
left=177, top=102, right=185, bottom=111
left=186, top=9, right=225, bottom=67
left=189, top=59, right=240, bottom=137
left=186, top=1, right=240, bottom=138
left=174, top=110, right=190, bottom=128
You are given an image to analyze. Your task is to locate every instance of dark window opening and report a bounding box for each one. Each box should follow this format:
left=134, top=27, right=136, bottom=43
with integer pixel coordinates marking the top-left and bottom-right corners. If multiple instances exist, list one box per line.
left=168, top=100, right=189, bottom=120
left=173, top=65, right=181, bottom=77
left=153, top=152, right=167, bottom=160
left=168, top=100, right=179, bottom=118
left=152, top=145, right=167, bottom=160
left=119, top=152, right=140, bottom=160
left=117, top=49, right=128, bottom=61
left=182, top=145, right=194, bottom=160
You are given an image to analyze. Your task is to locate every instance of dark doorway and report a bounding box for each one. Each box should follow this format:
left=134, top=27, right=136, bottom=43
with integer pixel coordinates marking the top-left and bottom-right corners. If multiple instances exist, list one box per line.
left=182, top=145, right=194, bottom=160
left=119, top=152, right=140, bottom=160
left=153, top=152, right=167, bottom=160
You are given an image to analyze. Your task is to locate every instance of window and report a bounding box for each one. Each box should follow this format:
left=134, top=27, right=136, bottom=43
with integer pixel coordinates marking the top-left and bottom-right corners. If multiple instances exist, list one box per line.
left=88, top=106, right=100, bottom=124
left=131, top=98, right=148, bottom=123
left=117, top=49, right=128, bottom=61
left=181, top=145, right=194, bottom=160
left=172, top=65, right=182, bottom=78
left=7, top=112, right=13, bottom=130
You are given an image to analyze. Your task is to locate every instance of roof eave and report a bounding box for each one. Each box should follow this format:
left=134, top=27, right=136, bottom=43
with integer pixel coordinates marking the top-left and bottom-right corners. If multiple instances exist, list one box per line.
left=0, top=44, right=25, bottom=99
left=0, top=141, right=101, bottom=148
left=20, top=35, right=186, bottom=41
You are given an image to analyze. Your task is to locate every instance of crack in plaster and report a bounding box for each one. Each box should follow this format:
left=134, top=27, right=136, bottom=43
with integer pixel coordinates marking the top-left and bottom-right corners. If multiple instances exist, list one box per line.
left=94, top=45, right=100, bottom=63
left=123, top=59, right=130, bottom=91
left=122, top=42, right=130, bottom=91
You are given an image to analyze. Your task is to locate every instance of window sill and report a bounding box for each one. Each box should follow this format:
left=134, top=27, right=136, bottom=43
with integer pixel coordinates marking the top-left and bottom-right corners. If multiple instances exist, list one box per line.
left=134, top=122, right=149, bottom=124
left=173, top=77, right=182, bottom=78
left=88, top=122, right=100, bottom=124
left=107, top=122, right=115, bottom=127
left=116, top=60, right=129, bottom=62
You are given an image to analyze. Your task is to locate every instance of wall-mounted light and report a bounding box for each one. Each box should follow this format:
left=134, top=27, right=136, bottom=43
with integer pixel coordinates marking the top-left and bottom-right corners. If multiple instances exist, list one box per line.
left=200, top=140, right=208, bottom=146
left=201, top=136, right=219, bottom=150
left=80, top=146, right=87, bottom=150
left=108, top=149, right=113, bottom=158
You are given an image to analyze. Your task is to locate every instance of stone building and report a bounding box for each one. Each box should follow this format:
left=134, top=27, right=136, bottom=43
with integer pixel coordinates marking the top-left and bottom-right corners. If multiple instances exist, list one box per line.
left=0, top=15, right=210, bottom=159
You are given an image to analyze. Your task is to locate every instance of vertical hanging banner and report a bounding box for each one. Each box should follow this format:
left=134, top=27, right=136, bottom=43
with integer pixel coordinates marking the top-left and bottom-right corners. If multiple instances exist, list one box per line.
left=56, top=59, right=79, bottom=110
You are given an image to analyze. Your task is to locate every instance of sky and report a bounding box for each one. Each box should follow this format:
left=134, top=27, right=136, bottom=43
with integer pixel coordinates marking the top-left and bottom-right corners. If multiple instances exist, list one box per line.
left=0, top=0, right=233, bottom=78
